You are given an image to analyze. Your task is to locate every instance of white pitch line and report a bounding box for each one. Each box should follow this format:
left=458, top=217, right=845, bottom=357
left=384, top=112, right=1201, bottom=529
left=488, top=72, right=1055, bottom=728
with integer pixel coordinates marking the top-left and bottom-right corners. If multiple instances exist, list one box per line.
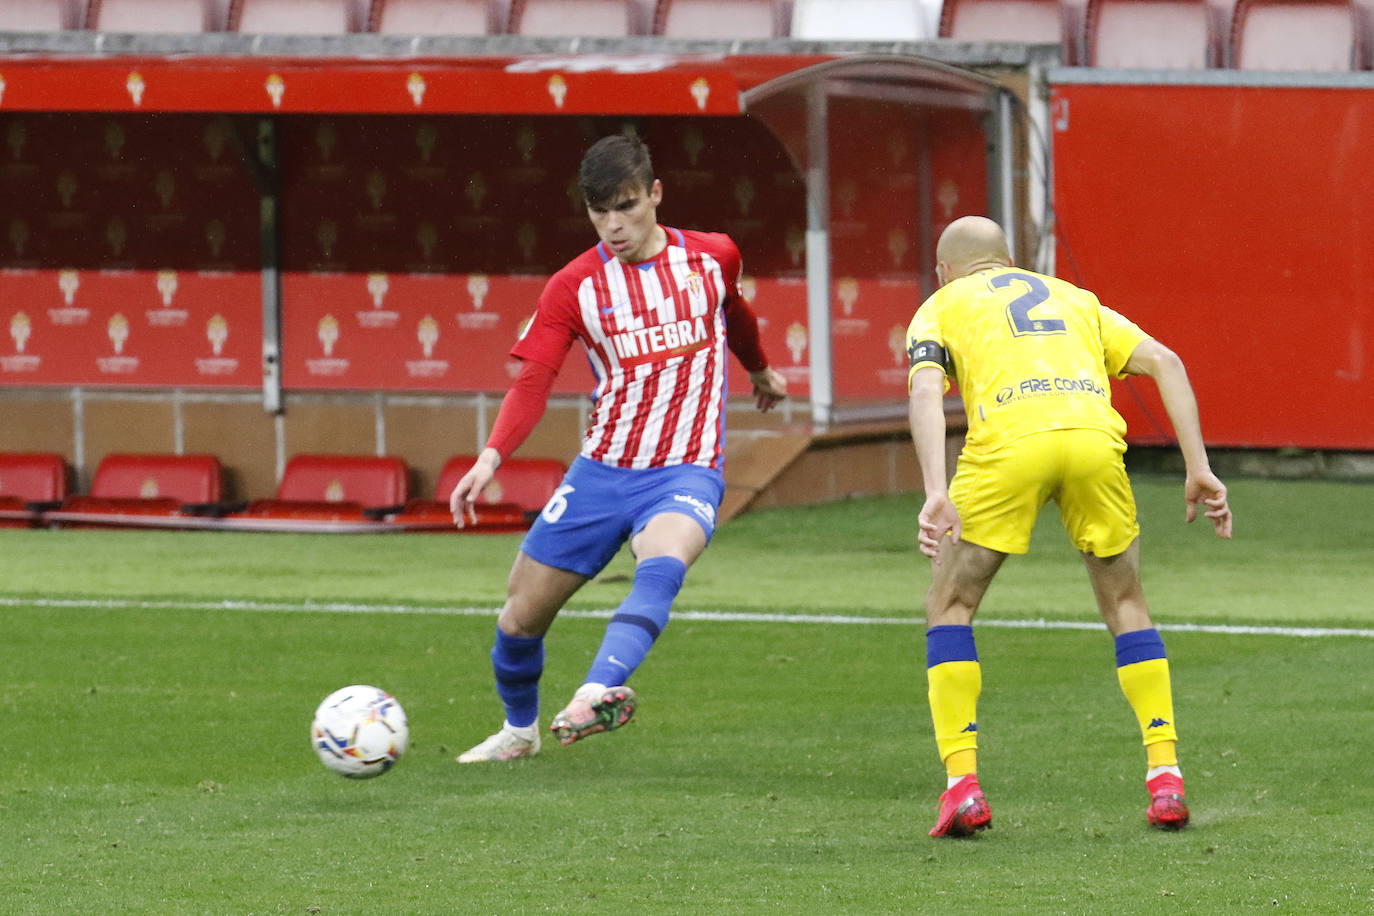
left=2, top=595, right=1372, bottom=639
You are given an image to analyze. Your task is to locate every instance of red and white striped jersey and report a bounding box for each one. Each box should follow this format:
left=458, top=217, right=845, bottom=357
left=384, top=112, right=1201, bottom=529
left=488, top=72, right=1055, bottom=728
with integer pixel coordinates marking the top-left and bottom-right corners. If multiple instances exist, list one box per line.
left=511, top=227, right=766, bottom=470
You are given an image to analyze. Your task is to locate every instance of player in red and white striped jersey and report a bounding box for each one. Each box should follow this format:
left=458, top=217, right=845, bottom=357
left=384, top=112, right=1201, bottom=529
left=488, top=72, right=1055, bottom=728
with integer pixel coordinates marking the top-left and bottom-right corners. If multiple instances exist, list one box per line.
left=453, top=135, right=787, bottom=763
left=516, top=224, right=760, bottom=470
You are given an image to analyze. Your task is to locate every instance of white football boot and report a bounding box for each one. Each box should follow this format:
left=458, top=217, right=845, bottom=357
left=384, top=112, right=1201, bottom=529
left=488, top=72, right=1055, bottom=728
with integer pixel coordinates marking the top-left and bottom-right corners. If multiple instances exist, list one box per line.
left=456, top=720, right=541, bottom=763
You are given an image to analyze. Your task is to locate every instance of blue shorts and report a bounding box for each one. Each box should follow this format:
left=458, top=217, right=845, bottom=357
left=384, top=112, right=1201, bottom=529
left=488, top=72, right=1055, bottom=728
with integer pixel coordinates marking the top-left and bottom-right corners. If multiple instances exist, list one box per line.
left=519, top=455, right=725, bottom=578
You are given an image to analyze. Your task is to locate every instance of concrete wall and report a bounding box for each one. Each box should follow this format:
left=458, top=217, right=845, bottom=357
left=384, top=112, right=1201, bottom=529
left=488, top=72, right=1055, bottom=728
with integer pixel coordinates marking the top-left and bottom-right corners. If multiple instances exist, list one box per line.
left=0, top=387, right=815, bottom=504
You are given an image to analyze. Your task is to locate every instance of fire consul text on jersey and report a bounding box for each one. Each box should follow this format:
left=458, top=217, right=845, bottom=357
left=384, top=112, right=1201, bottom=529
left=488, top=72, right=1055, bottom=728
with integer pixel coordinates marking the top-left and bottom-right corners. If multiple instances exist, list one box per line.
left=511, top=226, right=767, bottom=471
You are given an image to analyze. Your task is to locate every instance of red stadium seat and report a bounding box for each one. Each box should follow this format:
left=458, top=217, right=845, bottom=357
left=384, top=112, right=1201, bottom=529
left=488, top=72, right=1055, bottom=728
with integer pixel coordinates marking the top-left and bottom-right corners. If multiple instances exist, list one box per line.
left=87, top=0, right=223, bottom=31
left=386, top=455, right=565, bottom=531
left=368, top=0, right=498, bottom=33
left=1085, top=0, right=1220, bottom=68
left=0, top=0, right=82, bottom=30
left=1230, top=0, right=1362, bottom=70
left=938, top=0, right=1076, bottom=62
left=229, top=0, right=357, bottom=33
left=0, top=452, right=69, bottom=502
left=89, top=453, right=223, bottom=503
left=236, top=454, right=410, bottom=521
left=653, top=0, right=782, bottom=37
left=0, top=452, right=69, bottom=528
left=792, top=0, right=930, bottom=39
left=508, top=0, right=642, bottom=35
left=43, top=453, right=224, bottom=527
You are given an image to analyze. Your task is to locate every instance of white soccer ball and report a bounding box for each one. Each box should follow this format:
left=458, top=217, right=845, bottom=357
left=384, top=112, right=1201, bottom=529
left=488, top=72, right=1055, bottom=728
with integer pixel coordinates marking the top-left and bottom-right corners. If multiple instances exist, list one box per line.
left=311, top=685, right=409, bottom=779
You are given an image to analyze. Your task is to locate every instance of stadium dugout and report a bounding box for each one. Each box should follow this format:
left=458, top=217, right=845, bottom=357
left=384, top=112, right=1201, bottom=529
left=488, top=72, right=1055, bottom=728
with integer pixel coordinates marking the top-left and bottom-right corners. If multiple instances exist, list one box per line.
left=0, top=23, right=1047, bottom=524
left=4, top=5, right=1369, bottom=527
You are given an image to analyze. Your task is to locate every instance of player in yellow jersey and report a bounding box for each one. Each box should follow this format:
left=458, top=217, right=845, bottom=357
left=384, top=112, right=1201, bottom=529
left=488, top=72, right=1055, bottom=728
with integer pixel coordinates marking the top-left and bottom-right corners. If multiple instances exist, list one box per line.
left=906, top=216, right=1233, bottom=837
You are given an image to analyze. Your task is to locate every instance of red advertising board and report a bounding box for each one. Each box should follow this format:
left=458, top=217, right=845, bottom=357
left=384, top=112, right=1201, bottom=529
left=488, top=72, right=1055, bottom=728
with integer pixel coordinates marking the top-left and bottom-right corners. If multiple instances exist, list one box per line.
left=742, top=276, right=809, bottom=397
left=278, top=272, right=811, bottom=397
left=0, top=268, right=260, bottom=387
left=1053, top=80, right=1374, bottom=450
left=281, top=271, right=580, bottom=392
left=0, top=54, right=828, bottom=117
left=823, top=99, right=988, bottom=404
left=0, top=52, right=996, bottom=410
left=827, top=278, right=924, bottom=400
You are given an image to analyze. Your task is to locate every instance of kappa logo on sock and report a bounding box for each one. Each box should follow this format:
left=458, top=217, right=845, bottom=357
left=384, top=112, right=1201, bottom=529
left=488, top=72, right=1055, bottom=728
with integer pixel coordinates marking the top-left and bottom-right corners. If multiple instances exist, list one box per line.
left=960, top=721, right=978, bottom=733
left=1147, top=717, right=1171, bottom=729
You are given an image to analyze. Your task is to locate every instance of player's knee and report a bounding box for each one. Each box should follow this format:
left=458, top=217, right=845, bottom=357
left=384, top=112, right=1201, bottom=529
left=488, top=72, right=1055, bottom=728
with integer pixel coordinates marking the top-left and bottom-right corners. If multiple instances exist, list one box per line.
left=497, top=606, right=546, bottom=639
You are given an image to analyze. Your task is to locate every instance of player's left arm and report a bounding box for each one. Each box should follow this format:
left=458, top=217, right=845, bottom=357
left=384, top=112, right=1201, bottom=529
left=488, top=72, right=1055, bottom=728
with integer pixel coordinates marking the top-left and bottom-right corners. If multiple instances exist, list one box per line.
left=1122, top=338, right=1233, bottom=539
left=717, top=240, right=786, bottom=411
left=725, top=300, right=786, bottom=411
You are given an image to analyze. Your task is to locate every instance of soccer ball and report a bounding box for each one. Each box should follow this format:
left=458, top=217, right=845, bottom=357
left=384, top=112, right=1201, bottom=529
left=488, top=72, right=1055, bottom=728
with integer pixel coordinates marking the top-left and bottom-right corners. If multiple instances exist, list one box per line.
left=311, top=685, right=408, bottom=779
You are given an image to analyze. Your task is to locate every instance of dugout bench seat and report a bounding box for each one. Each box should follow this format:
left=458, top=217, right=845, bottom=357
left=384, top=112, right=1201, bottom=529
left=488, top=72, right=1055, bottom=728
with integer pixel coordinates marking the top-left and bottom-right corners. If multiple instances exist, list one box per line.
left=0, top=452, right=69, bottom=528
left=42, top=453, right=225, bottom=529
left=384, top=455, right=565, bottom=532
left=218, top=454, right=411, bottom=531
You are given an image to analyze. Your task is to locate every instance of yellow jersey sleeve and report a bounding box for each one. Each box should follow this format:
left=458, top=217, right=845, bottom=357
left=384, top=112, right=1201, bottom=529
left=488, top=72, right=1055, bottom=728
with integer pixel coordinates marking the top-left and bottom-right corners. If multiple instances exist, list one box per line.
left=905, top=294, right=951, bottom=393
left=1098, top=303, right=1151, bottom=378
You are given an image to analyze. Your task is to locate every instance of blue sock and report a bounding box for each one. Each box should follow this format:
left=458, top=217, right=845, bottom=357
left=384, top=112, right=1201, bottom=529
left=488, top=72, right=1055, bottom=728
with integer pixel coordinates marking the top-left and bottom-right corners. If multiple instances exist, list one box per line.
left=1114, top=628, right=1167, bottom=667
left=926, top=624, right=978, bottom=667
left=585, top=556, right=687, bottom=687
left=491, top=629, right=543, bottom=728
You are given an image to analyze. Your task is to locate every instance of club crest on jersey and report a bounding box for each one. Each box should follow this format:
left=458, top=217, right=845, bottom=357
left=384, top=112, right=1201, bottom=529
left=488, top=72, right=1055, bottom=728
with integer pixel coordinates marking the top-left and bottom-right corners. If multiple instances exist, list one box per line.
left=612, top=316, right=711, bottom=367
left=680, top=270, right=704, bottom=296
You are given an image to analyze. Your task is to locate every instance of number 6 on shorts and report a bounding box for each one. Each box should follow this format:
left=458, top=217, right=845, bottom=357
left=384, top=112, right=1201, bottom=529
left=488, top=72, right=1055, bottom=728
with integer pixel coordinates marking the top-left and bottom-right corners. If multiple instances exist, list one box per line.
left=541, top=484, right=575, bottom=523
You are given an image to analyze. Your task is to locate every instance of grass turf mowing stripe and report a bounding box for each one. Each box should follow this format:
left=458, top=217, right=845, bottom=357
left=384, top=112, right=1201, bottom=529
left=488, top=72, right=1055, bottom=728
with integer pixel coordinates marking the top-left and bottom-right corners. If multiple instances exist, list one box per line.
left=4, top=594, right=1373, bottom=638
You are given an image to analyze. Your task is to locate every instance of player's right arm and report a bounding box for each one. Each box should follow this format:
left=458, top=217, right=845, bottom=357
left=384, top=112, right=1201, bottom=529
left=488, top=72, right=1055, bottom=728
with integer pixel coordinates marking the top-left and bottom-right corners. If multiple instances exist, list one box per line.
left=448, top=359, right=558, bottom=526
left=906, top=299, right=960, bottom=559
left=449, top=275, right=579, bottom=527
left=1121, top=338, right=1233, bottom=539
left=909, top=364, right=960, bottom=559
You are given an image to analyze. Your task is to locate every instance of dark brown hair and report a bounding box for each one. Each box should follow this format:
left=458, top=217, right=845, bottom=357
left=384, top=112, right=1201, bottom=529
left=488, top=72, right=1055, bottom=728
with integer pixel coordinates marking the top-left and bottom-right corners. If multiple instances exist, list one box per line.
left=578, top=134, right=655, bottom=208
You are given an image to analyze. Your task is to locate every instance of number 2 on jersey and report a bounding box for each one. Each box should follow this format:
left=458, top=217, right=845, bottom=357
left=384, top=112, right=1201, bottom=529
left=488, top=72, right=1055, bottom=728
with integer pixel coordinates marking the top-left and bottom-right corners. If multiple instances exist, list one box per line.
left=993, top=271, right=1066, bottom=337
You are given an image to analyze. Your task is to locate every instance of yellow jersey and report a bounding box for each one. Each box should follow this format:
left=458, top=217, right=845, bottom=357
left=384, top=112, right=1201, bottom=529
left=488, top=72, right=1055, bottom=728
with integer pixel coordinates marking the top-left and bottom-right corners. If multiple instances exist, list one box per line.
left=906, top=266, right=1150, bottom=456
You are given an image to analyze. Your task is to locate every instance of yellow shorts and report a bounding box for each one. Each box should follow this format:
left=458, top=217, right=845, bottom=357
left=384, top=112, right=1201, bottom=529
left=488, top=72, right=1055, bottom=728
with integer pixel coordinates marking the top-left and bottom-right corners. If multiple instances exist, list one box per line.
left=950, top=428, right=1139, bottom=556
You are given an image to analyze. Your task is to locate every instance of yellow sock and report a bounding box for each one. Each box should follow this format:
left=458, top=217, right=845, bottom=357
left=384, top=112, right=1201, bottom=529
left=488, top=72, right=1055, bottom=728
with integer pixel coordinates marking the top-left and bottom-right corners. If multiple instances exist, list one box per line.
left=944, top=748, right=978, bottom=779
left=1117, top=656, right=1179, bottom=755
left=928, top=659, right=982, bottom=770
left=1147, top=740, right=1178, bottom=768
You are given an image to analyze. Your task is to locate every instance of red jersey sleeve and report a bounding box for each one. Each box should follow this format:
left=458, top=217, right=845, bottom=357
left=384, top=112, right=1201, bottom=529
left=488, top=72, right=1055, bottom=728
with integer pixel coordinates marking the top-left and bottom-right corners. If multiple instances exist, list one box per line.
left=509, top=269, right=584, bottom=371
left=705, top=233, right=769, bottom=373
left=724, top=296, right=768, bottom=373
left=484, top=359, right=557, bottom=461
left=491, top=266, right=592, bottom=460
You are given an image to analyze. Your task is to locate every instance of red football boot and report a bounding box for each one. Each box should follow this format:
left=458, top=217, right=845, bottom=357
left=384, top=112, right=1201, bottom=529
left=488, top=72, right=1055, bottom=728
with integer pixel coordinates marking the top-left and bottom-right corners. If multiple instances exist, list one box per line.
left=929, top=774, right=992, bottom=838
left=1146, top=771, right=1190, bottom=830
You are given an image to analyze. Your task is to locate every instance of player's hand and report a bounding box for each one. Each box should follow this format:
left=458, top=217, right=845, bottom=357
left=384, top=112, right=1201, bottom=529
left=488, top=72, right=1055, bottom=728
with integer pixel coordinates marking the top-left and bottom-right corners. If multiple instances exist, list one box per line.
left=918, top=491, right=962, bottom=560
left=1184, top=469, right=1232, bottom=539
left=748, top=367, right=787, bottom=412
left=449, top=451, right=500, bottom=529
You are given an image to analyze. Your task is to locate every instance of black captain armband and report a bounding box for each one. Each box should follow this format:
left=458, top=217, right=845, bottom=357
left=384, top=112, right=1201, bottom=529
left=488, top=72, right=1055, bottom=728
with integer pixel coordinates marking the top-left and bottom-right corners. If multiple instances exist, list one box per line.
left=907, top=339, right=948, bottom=371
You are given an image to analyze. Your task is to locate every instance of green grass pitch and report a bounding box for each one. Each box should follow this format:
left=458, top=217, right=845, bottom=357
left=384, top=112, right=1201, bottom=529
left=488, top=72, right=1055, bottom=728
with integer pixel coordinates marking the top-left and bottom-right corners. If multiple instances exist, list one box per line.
left=2, top=476, right=1372, bottom=913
